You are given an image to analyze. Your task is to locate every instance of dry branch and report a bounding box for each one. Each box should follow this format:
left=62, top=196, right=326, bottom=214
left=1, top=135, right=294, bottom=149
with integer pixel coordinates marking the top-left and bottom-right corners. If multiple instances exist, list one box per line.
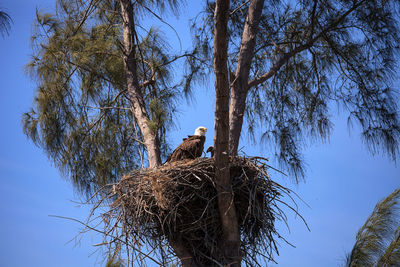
left=92, top=156, right=302, bottom=266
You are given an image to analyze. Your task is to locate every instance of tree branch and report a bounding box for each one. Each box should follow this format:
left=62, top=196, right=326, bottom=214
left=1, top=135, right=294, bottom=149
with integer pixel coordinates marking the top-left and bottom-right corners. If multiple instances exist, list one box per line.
left=309, top=0, right=318, bottom=39
left=119, top=0, right=161, bottom=168
left=48, top=214, right=163, bottom=266
left=230, top=0, right=250, bottom=16
left=247, top=0, right=367, bottom=89
left=229, top=0, right=266, bottom=155
left=247, top=42, right=312, bottom=88
left=71, top=0, right=99, bottom=36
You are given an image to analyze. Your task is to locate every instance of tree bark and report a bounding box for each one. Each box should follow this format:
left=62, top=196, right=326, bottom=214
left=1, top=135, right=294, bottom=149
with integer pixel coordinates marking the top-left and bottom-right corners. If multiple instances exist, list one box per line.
left=119, top=0, right=161, bottom=168
left=213, top=0, right=241, bottom=266
left=119, top=1, right=197, bottom=265
left=119, top=1, right=198, bottom=265
left=168, top=236, right=199, bottom=267
left=229, top=0, right=265, bottom=155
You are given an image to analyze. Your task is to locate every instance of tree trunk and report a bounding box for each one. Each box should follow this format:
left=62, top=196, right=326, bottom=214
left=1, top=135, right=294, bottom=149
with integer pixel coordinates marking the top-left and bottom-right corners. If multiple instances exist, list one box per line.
left=213, top=0, right=241, bottom=266
left=119, top=1, right=197, bottom=265
left=168, top=236, right=199, bottom=267
left=229, top=0, right=265, bottom=155
left=119, top=0, right=161, bottom=168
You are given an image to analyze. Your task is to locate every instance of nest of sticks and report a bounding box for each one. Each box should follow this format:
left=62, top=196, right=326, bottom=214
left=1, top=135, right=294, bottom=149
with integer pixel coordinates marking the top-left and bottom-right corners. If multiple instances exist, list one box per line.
left=99, top=156, right=300, bottom=266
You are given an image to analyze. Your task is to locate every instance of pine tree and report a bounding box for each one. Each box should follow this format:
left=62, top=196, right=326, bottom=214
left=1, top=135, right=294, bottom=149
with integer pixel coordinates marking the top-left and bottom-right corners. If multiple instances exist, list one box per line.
left=23, top=0, right=185, bottom=195
left=192, top=0, right=400, bottom=180
left=23, top=0, right=400, bottom=266
left=203, top=1, right=400, bottom=263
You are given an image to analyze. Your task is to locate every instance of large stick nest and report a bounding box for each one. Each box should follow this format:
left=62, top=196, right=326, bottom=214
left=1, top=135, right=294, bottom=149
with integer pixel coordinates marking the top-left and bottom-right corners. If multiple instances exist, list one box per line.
left=101, top=156, right=300, bottom=266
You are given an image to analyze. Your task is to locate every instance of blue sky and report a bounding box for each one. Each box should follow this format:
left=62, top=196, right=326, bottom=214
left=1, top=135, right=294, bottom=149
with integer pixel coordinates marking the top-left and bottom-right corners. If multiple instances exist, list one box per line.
left=0, top=1, right=399, bottom=266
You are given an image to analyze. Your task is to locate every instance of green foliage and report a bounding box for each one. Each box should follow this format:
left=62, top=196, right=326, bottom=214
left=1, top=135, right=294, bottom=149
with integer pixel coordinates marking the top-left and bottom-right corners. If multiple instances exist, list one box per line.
left=105, top=259, right=124, bottom=267
left=104, top=242, right=125, bottom=267
left=191, top=0, right=400, bottom=179
left=23, top=0, right=185, bottom=197
left=24, top=0, right=400, bottom=191
left=346, top=188, right=400, bottom=266
left=105, top=252, right=125, bottom=267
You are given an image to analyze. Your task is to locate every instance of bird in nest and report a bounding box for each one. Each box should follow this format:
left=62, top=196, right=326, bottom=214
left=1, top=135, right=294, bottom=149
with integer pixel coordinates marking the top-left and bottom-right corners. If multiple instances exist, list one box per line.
left=165, top=126, right=207, bottom=163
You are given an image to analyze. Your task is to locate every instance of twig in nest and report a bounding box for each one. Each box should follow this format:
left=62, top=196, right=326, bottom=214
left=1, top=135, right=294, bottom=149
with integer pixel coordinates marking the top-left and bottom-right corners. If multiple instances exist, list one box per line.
left=80, top=156, right=306, bottom=266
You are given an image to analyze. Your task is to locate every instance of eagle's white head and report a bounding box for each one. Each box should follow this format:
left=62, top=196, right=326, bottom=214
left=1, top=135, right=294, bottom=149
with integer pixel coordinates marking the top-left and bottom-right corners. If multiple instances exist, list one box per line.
left=194, top=126, right=207, bottom=136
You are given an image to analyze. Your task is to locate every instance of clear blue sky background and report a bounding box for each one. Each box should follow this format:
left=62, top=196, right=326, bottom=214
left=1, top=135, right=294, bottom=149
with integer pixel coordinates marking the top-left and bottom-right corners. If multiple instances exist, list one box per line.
left=0, top=1, right=399, bottom=266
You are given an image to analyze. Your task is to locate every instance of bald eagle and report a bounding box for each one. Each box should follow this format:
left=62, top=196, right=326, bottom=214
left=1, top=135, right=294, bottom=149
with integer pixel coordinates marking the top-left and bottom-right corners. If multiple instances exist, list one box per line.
left=165, top=126, right=207, bottom=163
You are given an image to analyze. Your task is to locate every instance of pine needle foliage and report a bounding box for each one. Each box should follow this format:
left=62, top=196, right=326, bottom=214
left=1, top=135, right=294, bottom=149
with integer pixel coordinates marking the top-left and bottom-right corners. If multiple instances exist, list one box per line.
left=191, top=0, right=400, bottom=179
left=105, top=245, right=125, bottom=267
left=23, top=0, right=192, bottom=197
left=0, top=9, right=12, bottom=37
left=346, top=188, right=400, bottom=267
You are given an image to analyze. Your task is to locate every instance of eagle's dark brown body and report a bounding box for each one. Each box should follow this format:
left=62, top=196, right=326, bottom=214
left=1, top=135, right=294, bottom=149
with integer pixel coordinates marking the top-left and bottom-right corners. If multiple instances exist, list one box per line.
left=166, top=135, right=205, bottom=163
